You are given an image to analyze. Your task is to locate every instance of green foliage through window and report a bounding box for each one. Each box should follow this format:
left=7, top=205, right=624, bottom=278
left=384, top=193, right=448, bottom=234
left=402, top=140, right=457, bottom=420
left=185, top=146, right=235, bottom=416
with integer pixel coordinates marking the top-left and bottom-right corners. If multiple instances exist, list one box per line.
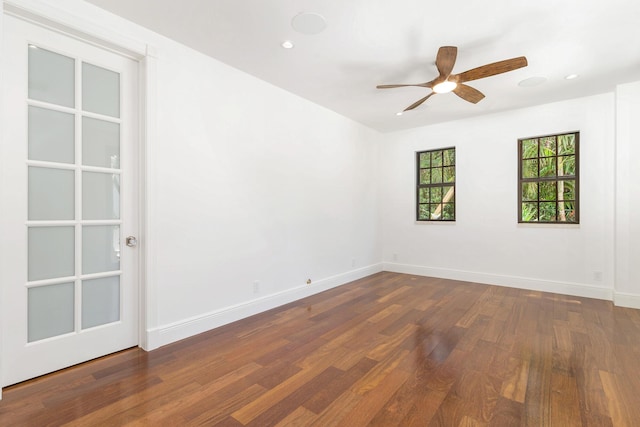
left=417, top=148, right=455, bottom=221
left=518, top=132, right=579, bottom=223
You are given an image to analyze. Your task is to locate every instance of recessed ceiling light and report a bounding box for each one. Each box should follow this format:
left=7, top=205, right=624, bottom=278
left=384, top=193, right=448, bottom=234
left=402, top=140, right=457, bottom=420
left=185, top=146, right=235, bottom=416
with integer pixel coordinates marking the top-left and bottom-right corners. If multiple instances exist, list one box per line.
left=518, top=76, right=548, bottom=87
left=396, top=112, right=404, bottom=116
left=291, top=13, right=327, bottom=35
left=565, top=74, right=579, bottom=80
left=281, top=40, right=294, bottom=49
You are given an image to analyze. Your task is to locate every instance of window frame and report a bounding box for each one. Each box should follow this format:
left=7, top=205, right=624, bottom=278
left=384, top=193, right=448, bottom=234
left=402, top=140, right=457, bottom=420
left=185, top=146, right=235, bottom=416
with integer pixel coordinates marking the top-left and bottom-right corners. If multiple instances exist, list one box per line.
left=517, top=131, right=580, bottom=224
left=416, top=147, right=456, bottom=222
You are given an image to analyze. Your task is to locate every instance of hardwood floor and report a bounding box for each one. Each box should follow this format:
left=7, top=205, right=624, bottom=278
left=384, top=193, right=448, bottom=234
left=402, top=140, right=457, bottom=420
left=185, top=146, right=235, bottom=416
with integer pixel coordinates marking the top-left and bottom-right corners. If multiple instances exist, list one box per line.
left=1, top=272, right=640, bottom=426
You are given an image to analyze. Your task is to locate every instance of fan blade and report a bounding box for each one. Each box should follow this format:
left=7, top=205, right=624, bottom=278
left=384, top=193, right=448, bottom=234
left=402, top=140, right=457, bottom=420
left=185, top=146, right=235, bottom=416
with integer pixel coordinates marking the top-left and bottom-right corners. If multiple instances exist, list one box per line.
left=454, top=56, right=528, bottom=83
left=377, top=83, right=430, bottom=89
left=404, top=92, right=435, bottom=111
left=436, top=46, right=457, bottom=78
left=452, top=84, right=485, bottom=104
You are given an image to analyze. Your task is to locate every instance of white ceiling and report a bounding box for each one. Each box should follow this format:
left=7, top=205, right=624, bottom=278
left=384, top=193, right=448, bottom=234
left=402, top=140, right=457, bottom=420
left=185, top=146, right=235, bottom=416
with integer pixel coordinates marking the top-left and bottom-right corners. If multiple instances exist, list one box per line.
left=85, top=0, right=640, bottom=133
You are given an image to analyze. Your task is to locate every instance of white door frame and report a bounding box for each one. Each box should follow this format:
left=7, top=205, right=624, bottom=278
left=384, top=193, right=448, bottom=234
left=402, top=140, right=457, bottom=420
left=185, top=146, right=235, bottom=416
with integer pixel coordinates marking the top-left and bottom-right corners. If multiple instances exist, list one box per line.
left=0, top=0, right=156, bottom=398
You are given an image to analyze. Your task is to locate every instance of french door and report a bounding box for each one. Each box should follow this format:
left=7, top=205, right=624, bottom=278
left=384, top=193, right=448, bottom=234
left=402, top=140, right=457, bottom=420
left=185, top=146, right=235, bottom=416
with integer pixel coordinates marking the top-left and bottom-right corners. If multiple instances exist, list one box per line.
left=1, top=15, right=140, bottom=386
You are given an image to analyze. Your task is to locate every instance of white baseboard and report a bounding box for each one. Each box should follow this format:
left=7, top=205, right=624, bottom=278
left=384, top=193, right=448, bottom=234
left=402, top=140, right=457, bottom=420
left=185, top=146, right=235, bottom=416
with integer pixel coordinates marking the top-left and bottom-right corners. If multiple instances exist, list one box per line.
left=613, top=292, right=640, bottom=309
left=144, top=262, right=638, bottom=351
left=383, top=262, right=614, bottom=302
left=145, top=263, right=383, bottom=350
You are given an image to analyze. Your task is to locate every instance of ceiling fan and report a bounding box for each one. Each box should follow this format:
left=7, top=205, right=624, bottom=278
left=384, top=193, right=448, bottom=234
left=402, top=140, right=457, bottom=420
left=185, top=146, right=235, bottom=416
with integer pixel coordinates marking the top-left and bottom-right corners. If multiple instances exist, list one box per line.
left=377, top=46, right=528, bottom=111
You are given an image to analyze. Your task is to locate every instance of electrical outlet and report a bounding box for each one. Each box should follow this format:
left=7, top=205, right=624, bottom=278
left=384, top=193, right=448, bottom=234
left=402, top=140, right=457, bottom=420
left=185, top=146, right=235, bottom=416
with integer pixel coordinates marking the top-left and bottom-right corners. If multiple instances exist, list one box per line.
left=253, top=280, right=260, bottom=293
left=393, top=253, right=398, bottom=262
left=593, top=271, right=602, bottom=282
left=306, top=278, right=312, bottom=285
left=351, top=258, right=356, bottom=267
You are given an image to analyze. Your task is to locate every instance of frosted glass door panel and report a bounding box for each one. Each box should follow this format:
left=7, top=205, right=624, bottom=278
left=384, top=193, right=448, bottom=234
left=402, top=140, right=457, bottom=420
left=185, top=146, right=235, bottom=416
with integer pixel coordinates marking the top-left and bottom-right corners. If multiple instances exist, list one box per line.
left=83, top=225, right=120, bottom=274
left=82, top=62, right=120, bottom=118
left=82, top=277, right=120, bottom=329
left=28, top=106, right=74, bottom=163
left=82, top=172, right=120, bottom=220
left=28, top=282, right=75, bottom=342
left=28, top=46, right=74, bottom=107
left=82, top=117, right=120, bottom=168
left=28, top=167, right=74, bottom=220
left=28, top=227, right=75, bottom=281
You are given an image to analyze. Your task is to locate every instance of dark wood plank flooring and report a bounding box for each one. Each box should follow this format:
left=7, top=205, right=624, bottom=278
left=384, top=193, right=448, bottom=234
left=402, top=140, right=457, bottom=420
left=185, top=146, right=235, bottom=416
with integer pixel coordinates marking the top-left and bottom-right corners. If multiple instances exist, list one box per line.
left=1, top=272, right=640, bottom=426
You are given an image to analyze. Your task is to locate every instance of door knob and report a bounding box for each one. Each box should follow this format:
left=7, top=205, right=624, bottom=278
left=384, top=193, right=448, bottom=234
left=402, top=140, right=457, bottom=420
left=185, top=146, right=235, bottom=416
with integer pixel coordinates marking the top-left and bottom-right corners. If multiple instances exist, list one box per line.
left=125, top=236, right=138, bottom=247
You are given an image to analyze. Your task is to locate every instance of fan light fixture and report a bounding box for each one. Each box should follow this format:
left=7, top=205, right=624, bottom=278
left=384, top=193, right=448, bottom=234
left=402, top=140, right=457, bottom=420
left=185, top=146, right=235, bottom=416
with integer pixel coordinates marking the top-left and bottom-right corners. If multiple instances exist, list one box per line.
left=376, top=46, right=528, bottom=111
left=433, top=80, right=457, bottom=94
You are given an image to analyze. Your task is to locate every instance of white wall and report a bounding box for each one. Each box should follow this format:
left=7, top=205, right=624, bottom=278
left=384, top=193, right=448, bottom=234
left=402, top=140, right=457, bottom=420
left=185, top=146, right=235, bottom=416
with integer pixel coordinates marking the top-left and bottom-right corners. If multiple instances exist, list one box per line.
left=614, top=81, right=640, bottom=307
left=380, top=94, right=618, bottom=300
left=150, top=39, right=383, bottom=345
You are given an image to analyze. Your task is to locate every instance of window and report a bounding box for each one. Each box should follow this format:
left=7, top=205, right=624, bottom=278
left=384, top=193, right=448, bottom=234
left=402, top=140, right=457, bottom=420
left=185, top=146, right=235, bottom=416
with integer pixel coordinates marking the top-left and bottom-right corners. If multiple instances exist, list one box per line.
left=417, top=147, right=455, bottom=221
left=518, top=132, right=579, bottom=223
